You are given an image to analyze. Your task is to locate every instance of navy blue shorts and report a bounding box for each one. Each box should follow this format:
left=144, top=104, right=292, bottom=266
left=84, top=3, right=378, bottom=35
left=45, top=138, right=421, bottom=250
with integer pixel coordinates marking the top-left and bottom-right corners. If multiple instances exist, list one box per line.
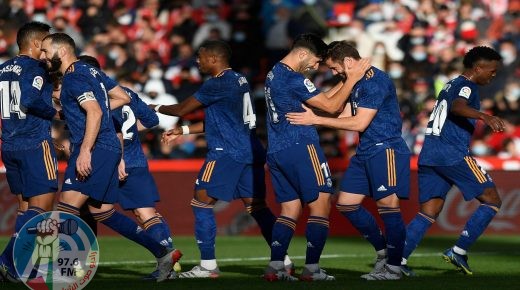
left=340, top=148, right=410, bottom=200
left=418, top=156, right=495, bottom=203
left=62, top=146, right=120, bottom=204
left=1, top=140, right=58, bottom=198
left=118, top=167, right=160, bottom=210
left=267, top=142, right=333, bottom=204
left=195, top=154, right=256, bottom=202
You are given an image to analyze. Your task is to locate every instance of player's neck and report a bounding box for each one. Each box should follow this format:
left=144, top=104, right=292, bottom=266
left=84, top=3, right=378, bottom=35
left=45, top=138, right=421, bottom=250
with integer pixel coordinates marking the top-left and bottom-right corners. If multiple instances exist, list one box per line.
left=280, top=56, right=297, bottom=72
left=61, top=57, right=78, bottom=74
left=213, top=67, right=231, bottom=77
left=18, top=48, right=36, bottom=59
left=461, top=72, right=474, bottom=83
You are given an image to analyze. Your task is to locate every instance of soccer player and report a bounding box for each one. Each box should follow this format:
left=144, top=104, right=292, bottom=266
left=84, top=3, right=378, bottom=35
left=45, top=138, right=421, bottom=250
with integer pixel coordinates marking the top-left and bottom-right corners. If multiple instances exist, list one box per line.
left=263, top=35, right=369, bottom=281
left=77, top=55, right=182, bottom=280
left=0, top=21, right=58, bottom=282
left=400, top=46, right=504, bottom=276
left=39, top=33, right=179, bottom=282
left=286, top=40, right=410, bottom=280
left=152, top=40, right=285, bottom=278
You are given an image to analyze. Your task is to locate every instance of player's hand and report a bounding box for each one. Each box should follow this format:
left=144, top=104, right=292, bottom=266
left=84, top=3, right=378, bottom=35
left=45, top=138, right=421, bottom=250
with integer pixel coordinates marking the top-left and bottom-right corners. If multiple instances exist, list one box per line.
left=118, top=159, right=128, bottom=181
left=76, top=150, right=92, bottom=181
left=161, top=127, right=182, bottom=145
left=345, top=57, right=371, bottom=83
left=481, top=114, right=505, bottom=132
left=285, top=104, right=318, bottom=126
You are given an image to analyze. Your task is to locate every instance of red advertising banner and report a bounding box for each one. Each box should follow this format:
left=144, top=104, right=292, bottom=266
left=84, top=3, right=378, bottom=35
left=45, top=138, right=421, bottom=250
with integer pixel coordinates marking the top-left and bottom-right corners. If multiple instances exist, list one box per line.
left=0, top=158, right=519, bottom=236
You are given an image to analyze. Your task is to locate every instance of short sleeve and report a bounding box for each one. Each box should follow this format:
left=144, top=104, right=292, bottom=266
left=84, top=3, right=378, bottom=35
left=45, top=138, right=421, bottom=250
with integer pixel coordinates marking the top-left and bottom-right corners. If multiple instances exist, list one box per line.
left=356, top=81, right=385, bottom=110
left=194, top=78, right=224, bottom=106
left=67, top=75, right=97, bottom=105
left=291, top=74, right=321, bottom=102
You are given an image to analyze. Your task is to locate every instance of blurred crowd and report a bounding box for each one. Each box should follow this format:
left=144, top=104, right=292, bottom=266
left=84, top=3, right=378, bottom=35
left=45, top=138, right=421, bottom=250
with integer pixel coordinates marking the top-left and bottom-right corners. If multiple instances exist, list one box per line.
left=0, top=0, right=519, bottom=160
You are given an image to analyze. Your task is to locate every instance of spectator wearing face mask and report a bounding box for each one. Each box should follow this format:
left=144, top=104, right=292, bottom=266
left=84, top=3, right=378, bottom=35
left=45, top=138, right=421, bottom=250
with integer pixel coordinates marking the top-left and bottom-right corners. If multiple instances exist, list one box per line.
left=480, top=40, right=519, bottom=100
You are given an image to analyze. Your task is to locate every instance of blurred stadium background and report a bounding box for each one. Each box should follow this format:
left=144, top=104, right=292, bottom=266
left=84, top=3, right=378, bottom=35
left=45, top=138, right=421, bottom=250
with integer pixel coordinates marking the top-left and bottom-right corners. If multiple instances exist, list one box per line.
left=0, top=0, right=519, bottom=288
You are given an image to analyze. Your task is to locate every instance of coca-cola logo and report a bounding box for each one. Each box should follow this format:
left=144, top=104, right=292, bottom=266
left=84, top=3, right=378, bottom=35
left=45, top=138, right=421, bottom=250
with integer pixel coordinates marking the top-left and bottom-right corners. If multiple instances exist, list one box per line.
left=437, top=186, right=520, bottom=232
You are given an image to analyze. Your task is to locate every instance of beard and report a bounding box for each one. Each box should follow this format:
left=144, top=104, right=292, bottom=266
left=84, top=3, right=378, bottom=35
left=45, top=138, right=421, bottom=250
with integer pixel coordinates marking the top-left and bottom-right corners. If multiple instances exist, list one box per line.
left=46, top=53, right=62, bottom=73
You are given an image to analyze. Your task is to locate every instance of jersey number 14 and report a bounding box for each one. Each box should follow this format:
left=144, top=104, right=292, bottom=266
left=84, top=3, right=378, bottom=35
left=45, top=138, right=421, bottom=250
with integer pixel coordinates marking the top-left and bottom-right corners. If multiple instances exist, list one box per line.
left=0, top=81, right=26, bottom=119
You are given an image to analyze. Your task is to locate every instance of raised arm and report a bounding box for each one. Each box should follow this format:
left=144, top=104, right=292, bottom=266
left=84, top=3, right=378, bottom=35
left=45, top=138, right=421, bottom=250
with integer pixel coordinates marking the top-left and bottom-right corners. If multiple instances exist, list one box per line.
left=305, top=58, right=371, bottom=113
left=108, top=86, right=131, bottom=110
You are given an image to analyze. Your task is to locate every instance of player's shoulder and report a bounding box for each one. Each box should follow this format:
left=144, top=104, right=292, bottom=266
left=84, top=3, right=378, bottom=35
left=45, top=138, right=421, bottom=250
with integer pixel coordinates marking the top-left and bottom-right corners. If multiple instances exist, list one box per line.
left=446, top=76, right=477, bottom=100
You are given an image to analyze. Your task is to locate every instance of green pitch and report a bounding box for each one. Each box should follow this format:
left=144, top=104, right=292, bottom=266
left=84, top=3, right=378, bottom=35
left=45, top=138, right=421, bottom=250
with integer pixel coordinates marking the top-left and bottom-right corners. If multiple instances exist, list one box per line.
left=1, top=235, right=519, bottom=290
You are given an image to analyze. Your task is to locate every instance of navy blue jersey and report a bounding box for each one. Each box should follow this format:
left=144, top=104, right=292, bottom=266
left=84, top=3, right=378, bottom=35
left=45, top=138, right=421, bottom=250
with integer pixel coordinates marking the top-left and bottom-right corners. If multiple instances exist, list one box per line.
left=60, top=61, right=120, bottom=152
left=0, top=56, right=56, bottom=150
left=419, top=76, right=480, bottom=166
left=194, top=69, right=255, bottom=163
left=350, top=67, right=409, bottom=159
left=265, top=62, right=321, bottom=153
left=113, top=87, right=158, bottom=168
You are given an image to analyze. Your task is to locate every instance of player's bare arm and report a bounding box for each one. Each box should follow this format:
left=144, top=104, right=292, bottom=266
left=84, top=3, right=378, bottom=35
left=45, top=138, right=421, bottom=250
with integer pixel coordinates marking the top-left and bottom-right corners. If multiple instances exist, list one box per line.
left=306, top=58, right=370, bottom=113
left=162, top=122, right=205, bottom=145
left=108, top=86, right=131, bottom=110
left=116, top=132, right=128, bottom=180
left=149, top=96, right=203, bottom=117
left=77, top=100, right=102, bottom=179
left=286, top=104, right=376, bottom=132
left=451, top=98, right=505, bottom=132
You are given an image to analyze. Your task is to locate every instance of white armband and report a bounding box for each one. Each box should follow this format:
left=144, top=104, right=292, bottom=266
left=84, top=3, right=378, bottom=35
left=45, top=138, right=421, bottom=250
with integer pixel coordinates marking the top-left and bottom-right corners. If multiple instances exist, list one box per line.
left=154, top=105, right=162, bottom=112
left=181, top=125, right=190, bottom=135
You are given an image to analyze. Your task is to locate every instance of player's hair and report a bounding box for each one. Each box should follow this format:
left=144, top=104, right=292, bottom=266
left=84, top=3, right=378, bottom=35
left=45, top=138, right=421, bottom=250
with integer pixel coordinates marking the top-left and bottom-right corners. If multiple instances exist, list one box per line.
left=291, top=33, right=328, bottom=58
left=199, top=40, right=232, bottom=62
left=326, top=40, right=361, bottom=62
left=78, top=55, right=101, bottom=69
left=463, top=46, right=502, bottom=69
left=16, top=21, right=51, bottom=49
left=42, top=33, right=76, bottom=52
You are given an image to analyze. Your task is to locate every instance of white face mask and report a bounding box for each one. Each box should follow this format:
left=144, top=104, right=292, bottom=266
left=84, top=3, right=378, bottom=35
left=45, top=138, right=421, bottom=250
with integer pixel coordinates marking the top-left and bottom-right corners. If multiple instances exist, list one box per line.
left=302, top=0, right=317, bottom=5
left=472, top=144, right=488, bottom=156
left=411, top=52, right=427, bottom=61
left=389, top=69, right=403, bottom=79
left=149, top=68, right=163, bottom=79
left=500, top=50, right=516, bottom=65
left=505, top=87, right=520, bottom=102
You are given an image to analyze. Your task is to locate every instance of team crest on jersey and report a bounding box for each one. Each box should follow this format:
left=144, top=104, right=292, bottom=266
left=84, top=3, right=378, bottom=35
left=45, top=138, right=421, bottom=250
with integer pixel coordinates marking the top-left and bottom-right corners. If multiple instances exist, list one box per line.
left=89, top=67, right=99, bottom=77
left=304, top=78, right=316, bottom=92
left=32, top=76, right=43, bottom=90
left=459, top=86, right=471, bottom=99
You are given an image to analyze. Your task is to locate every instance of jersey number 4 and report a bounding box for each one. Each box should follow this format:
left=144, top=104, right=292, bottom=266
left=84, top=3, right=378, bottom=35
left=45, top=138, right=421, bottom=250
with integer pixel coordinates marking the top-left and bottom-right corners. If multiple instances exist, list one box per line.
left=0, top=81, right=26, bottom=119
left=243, top=92, right=256, bottom=129
left=425, top=99, right=448, bottom=136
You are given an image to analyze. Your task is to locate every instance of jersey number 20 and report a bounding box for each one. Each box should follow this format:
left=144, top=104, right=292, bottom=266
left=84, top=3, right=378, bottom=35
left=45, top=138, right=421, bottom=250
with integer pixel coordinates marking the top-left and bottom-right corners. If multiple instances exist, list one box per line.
left=425, top=99, right=448, bottom=136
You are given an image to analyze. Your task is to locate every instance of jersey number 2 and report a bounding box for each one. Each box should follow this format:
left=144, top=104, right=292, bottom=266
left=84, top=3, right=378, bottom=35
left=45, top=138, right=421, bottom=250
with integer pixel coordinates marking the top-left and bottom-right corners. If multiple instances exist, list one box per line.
left=0, top=81, right=26, bottom=119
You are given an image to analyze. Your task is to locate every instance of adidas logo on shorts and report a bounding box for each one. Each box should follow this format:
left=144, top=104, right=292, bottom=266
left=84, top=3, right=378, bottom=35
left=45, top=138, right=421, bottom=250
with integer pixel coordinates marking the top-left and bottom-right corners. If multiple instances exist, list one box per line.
left=377, top=185, right=387, bottom=192
left=65, top=178, right=72, bottom=184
